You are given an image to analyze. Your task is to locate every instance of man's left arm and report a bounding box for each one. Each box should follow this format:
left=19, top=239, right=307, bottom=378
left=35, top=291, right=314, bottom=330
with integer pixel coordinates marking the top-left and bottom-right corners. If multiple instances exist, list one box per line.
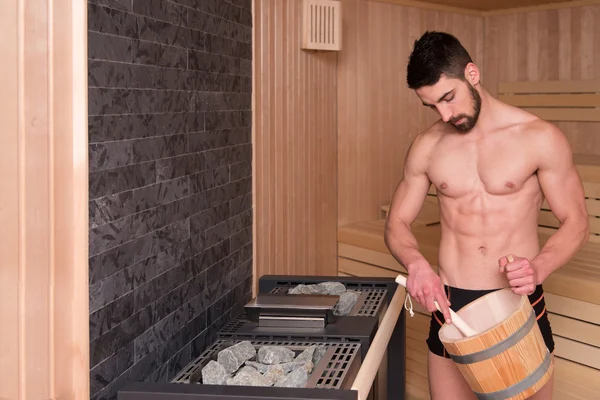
left=531, top=124, right=590, bottom=283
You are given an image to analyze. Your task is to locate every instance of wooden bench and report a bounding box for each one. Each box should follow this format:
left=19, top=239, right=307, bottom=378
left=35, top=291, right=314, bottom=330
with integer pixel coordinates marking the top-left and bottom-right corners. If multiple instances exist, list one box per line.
left=498, top=79, right=600, bottom=122
left=338, top=154, right=600, bottom=400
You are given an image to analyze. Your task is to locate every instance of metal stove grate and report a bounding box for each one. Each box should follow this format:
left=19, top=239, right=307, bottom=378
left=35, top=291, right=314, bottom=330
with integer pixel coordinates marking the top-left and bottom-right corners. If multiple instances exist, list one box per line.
left=313, top=342, right=357, bottom=389
left=269, top=286, right=387, bottom=317
left=172, top=339, right=361, bottom=390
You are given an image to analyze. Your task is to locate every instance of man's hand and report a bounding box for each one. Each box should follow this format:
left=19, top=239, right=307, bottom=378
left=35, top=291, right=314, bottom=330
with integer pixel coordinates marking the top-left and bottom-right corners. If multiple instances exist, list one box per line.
left=498, top=254, right=538, bottom=295
left=406, top=261, right=452, bottom=323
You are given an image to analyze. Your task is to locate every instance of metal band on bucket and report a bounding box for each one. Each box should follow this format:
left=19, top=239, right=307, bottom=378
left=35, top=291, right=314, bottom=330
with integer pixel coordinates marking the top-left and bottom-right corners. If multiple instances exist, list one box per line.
left=448, top=310, right=537, bottom=364
left=473, top=350, right=552, bottom=400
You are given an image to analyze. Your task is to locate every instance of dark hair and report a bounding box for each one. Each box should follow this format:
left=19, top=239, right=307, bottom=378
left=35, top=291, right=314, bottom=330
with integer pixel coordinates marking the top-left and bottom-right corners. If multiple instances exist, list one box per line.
left=406, top=31, right=473, bottom=89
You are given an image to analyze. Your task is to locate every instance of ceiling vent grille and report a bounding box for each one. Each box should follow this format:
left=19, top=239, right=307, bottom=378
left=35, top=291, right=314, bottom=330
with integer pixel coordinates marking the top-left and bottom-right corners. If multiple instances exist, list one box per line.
left=302, top=0, right=342, bottom=51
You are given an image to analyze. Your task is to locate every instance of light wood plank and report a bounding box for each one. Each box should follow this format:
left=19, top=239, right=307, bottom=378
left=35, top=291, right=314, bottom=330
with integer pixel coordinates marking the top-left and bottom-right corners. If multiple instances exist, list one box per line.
left=405, top=382, right=430, bottom=400
left=338, top=257, right=399, bottom=278
left=500, top=93, right=600, bottom=107
left=554, top=336, right=600, bottom=370
left=0, top=0, right=89, bottom=397
left=499, top=79, right=600, bottom=94
left=338, top=243, right=405, bottom=272
left=369, top=0, right=483, bottom=15
left=538, top=209, right=600, bottom=235
left=254, top=0, right=338, bottom=281
left=554, top=357, right=600, bottom=399
left=545, top=292, right=600, bottom=325
left=483, top=0, right=600, bottom=16
left=522, top=107, right=600, bottom=122
left=0, top=0, right=19, bottom=397
left=548, top=313, right=600, bottom=347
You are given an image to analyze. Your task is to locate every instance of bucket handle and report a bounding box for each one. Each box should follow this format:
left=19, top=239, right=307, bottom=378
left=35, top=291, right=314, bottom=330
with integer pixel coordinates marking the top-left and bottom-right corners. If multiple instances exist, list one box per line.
left=395, top=274, right=477, bottom=337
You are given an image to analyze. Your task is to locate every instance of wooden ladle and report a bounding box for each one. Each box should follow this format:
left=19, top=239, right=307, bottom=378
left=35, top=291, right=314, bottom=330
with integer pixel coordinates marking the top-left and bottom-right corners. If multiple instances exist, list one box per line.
left=395, top=274, right=478, bottom=337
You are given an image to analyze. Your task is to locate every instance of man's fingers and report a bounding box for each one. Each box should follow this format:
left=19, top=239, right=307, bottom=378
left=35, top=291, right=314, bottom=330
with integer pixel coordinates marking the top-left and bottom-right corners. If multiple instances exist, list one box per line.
left=498, top=256, right=509, bottom=273
left=433, top=288, right=452, bottom=324
left=506, top=267, right=533, bottom=280
left=438, top=298, right=452, bottom=324
left=511, top=284, right=536, bottom=296
left=508, top=277, right=535, bottom=288
left=506, top=259, right=529, bottom=273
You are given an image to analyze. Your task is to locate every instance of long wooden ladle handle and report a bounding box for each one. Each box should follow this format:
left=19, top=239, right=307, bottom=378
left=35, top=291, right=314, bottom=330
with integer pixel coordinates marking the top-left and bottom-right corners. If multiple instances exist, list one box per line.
left=395, top=274, right=477, bottom=337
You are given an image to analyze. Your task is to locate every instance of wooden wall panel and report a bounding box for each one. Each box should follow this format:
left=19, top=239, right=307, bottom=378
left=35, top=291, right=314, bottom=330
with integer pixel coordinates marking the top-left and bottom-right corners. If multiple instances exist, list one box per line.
left=484, top=5, right=600, bottom=155
left=0, top=0, right=89, bottom=398
left=337, top=1, right=484, bottom=226
left=0, top=0, right=20, bottom=397
left=253, top=0, right=338, bottom=285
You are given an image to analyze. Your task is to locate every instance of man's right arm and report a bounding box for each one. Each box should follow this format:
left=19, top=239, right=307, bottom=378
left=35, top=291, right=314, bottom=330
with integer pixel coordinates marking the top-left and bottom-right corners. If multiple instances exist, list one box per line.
left=384, top=133, right=452, bottom=322
left=384, top=133, right=432, bottom=269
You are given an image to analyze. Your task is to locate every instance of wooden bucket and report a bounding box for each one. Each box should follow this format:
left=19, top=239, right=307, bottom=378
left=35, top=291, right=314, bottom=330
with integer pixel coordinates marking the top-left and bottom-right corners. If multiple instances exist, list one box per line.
left=438, top=288, right=553, bottom=400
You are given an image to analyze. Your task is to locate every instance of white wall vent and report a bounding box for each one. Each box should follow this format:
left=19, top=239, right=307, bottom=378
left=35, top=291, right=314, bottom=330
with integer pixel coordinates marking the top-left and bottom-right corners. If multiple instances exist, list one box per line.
left=302, top=0, right=342, bottom=51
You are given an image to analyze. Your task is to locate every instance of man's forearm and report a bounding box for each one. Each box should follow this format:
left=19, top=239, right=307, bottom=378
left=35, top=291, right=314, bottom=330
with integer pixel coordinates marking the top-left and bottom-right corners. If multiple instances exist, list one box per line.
left=384, top=220, right=429, bottom=273
left=532, top=217, right=590, bottom=283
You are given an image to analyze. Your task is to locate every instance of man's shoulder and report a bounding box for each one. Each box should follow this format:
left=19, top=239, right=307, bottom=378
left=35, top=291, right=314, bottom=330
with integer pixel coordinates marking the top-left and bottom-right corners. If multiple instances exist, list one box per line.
left=514, top=115, right=571, bottom=164
left=519, top=116, right=565, bottom=143
left=415, top=120, right=447, bottom=143
left=499, top=103, right=563, bottom=138
left=404, top=123, right=445, bottom=170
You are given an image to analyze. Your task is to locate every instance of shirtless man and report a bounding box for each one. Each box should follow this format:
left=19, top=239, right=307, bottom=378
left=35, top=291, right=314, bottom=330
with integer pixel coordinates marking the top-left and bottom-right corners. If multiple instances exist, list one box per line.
left=384, top=31, right=590, bottom=399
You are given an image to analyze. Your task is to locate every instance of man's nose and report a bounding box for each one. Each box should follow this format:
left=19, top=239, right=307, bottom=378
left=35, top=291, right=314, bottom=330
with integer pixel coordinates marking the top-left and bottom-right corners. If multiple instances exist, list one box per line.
left=439, top=107, right=453, bottom=123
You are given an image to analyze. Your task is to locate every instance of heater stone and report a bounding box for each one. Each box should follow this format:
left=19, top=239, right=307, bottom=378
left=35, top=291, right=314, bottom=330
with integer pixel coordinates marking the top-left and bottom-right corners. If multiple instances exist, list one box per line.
left=274, top=366, right=309, bottom=388
left=226, top=366, right=270, bottom=387
left=294, top=345, right=316, bottom=363
left=201, top=360, right=230, bottom=385
left=336, top=290, right=360, bottom=316
left=257, top=346, right=295, bottom=365
left=217, top=340, right=256, bottom=374
left=317, top=281, right=347, bottom=295
left=313, top=345, right=327, bottom=364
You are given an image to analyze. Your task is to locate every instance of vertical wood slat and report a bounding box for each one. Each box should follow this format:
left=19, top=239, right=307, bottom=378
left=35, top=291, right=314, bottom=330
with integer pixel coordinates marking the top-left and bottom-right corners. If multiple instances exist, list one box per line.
left=254, top=0, right=338, bottom=287
left=337, top=1, right=484, bottom=226
left=0, top=0, right=89, bottom=398
left=0, top=0, right=20, bottom=398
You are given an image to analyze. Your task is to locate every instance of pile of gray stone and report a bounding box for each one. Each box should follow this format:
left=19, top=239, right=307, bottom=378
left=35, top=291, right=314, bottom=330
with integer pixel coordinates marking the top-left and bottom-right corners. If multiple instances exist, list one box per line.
left=201, top=341, right=328, bottom=388
left=287, top=281, right=360, bottom=316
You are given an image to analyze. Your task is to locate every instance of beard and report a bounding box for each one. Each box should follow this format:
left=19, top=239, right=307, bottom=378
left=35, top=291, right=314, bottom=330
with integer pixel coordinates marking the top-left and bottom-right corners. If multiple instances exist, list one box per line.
left=449, top=83, right=482, bottom=133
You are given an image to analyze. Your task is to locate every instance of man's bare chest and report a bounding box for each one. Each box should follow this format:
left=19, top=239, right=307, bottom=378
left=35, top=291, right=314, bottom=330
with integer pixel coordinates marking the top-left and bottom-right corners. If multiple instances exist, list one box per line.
left=426, top=141, right=539, bottom=198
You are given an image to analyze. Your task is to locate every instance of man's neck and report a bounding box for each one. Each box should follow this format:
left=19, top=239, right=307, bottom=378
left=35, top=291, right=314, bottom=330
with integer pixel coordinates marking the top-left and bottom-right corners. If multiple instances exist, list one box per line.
left=468, top=89, right=499, bottom=135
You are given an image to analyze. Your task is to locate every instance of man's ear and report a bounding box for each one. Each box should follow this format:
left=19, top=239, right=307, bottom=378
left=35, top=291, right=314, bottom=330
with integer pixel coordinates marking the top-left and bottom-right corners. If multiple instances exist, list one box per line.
left=465, top=63, right=480, bottom=86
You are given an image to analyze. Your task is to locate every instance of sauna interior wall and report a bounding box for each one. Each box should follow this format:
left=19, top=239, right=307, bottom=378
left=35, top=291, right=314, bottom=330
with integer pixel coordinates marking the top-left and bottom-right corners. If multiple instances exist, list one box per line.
left=337, top=1, right=484, bottom=226
left=253, top=0, right=339, bottom=280
left=483, top=4, right=600, bottom=155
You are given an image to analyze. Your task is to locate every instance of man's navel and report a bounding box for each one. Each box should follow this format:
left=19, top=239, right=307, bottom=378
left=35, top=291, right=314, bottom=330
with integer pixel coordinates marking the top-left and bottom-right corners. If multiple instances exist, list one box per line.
left=478, top=246, right=487, bottom=256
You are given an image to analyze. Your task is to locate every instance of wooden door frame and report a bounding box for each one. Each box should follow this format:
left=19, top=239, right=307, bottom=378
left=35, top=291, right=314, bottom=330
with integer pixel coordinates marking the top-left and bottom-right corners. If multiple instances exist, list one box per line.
left=0, top=0, right=90, bottom=398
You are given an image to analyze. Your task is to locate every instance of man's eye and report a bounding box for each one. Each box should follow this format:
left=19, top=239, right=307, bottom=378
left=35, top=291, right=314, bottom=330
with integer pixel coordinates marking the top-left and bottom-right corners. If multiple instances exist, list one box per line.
left=446, top=96, right=454, bottom=102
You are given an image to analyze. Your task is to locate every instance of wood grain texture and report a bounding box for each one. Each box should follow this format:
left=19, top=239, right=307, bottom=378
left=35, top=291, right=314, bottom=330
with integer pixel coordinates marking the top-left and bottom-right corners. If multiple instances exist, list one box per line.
left=254, top=0, right=338, bottom=284
left=0, top=0, right=89, bottom=398
left=0, top=0, right=20, bottom=398
left=374, top=0, right=600, bottom=13
left=484, top=4, right=600, bottom=155
left=440, top=293, right=552, bottom=398
left=337, top=1, right=483, bottom=226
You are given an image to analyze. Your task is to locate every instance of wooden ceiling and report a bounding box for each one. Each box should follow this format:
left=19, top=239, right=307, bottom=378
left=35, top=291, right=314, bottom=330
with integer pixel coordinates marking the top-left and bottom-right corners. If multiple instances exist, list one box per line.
left=416, top=0, right=577, bottom=11
left=377, top=0, right=599, bottom=15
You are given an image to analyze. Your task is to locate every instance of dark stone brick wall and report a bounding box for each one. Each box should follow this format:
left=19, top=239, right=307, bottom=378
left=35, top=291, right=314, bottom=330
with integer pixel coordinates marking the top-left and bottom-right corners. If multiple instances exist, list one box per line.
left=87, top=1, right=253, bottom=398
